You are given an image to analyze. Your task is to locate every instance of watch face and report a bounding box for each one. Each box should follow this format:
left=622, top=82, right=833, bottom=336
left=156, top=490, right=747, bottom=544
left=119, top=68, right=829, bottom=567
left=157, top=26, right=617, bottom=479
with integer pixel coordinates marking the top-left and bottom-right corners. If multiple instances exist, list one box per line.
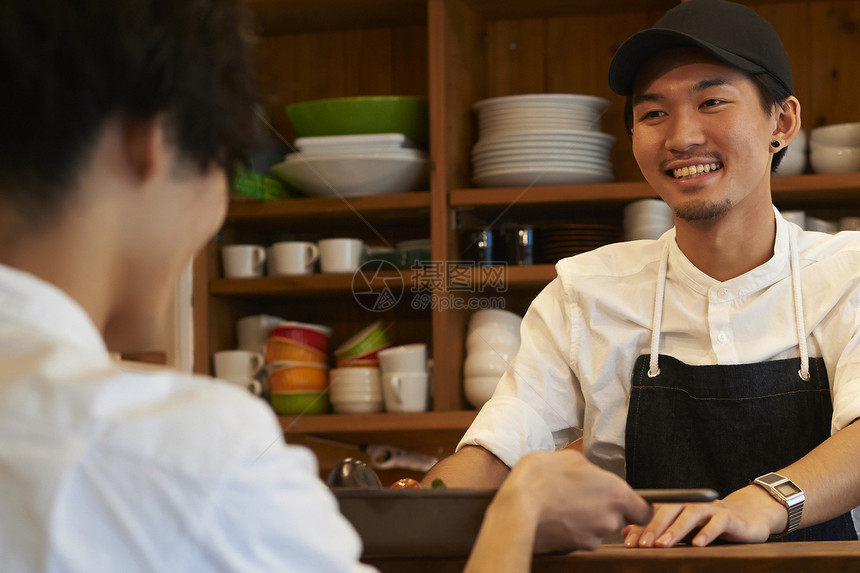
left=775, top=482, right=801, bottom=496
left=758, top=473, right=784, bottom=486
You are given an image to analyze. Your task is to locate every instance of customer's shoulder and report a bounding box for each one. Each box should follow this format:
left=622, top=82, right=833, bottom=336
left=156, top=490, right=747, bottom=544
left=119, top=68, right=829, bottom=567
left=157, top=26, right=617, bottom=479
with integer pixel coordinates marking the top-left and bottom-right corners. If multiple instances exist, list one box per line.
left=97, top=366, right=283, bottom=470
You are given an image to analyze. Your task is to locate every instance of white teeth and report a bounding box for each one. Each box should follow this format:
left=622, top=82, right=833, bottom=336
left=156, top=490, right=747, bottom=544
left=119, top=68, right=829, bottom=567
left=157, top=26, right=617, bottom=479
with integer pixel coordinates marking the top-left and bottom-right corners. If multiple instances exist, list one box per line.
left=672, top=163, right=720, bottom=179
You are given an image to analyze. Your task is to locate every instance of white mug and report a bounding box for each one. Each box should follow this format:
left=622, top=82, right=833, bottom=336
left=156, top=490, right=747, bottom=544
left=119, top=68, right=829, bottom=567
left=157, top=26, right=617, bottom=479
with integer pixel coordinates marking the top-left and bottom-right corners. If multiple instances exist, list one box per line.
left=319, top=238, right=364, bottom=273
left=382, top=371, right=429, bottom=413
left=222, top=244, right=266, bottom=278
left=236, top=314, right=285, bottom=354
left=213, top=349, right=264, bottom=395
left=269, top=241, right=319, bottom=276
left=378, top=343, right=427, bottom=375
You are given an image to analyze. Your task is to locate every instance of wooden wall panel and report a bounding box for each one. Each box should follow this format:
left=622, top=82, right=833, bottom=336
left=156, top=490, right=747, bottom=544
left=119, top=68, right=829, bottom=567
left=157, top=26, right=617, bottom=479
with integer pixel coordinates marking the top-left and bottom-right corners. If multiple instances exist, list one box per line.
left=486, top=19, right=546, bottom=96
left=809, top=2, right=860, bottom=128
left=254, top=26, right=429, bottom=143
left=478, top=1, right=860, bottom=185
left=757, top=3, right=812, bottom=129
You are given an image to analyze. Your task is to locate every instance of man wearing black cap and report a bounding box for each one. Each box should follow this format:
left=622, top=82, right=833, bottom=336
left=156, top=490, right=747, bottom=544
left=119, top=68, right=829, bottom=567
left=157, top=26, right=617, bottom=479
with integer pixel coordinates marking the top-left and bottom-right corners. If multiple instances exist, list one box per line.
left=426, top=0, right=860, bottom=547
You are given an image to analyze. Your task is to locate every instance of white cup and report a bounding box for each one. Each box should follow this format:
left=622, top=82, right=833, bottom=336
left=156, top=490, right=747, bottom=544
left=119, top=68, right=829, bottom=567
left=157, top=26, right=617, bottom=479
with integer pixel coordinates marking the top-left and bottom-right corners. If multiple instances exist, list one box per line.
left=782, top=210, right=807, bottom=229
left=319, top=238, right=365, bottom=273
left=269, top=241, right=319, bottom=276
left=236, top=314, right=285, bottom=354
left=222, top=244, right=266, bottom=278
left=213, top=349, right=264, bottom=395
left=378, top=343, right=427, bottom=375
left=382, top=371, right=429, bottom=413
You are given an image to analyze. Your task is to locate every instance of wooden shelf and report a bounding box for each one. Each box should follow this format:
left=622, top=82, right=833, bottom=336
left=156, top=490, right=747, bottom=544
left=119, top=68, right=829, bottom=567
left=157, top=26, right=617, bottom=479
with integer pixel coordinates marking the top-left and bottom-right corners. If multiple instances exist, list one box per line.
left=450, top=174, right=860, bottom=209
left=226, top=192, right=432, bottom=223
left=450, top=181, right=657, bottom=208
left=210, top=269, right=416, bottom=296
left=278, top=410, right=478, bottom=434
left=246, top=0, right=427, bottom=35
left=448, top=263, right=558, bottom=289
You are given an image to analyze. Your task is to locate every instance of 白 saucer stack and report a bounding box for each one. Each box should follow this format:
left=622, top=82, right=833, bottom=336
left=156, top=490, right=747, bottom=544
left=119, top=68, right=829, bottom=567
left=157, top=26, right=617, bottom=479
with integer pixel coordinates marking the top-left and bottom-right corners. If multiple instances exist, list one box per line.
left=471, top=94, right=615, bottom=187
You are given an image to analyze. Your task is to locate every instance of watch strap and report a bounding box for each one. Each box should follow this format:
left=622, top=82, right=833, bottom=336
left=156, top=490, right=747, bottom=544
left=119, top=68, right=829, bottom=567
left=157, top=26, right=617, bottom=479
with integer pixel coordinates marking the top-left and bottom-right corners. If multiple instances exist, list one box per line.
left=751, top=472, right=805, bottom=538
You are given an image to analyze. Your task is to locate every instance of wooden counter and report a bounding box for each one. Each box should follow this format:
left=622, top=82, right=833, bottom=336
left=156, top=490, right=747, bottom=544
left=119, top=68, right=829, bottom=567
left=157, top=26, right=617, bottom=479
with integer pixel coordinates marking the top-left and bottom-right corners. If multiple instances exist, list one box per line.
left=363, top=541, right=860, bottom=572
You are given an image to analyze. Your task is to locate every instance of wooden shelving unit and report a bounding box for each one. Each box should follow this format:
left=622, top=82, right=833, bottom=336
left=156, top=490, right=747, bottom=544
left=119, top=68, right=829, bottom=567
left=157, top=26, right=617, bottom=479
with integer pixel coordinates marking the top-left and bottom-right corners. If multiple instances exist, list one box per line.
left=194, top=0, right=860, bottom=474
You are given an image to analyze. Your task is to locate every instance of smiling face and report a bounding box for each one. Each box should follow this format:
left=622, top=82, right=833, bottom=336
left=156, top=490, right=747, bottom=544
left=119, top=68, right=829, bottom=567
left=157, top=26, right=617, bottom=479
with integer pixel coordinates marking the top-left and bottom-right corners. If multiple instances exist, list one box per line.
left=630, top=49, right=782, bottom=224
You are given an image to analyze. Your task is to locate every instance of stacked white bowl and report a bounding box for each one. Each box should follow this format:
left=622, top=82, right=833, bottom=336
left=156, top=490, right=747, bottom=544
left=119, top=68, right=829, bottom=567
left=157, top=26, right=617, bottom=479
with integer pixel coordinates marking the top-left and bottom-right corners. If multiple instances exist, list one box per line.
left=809, top=123, right=860, bottom=174
left=774, top=129, right=807, bottom=176
left=329, top=367, right=384, bottom=414
left=623, top=199, right=674, bottom=240
left=471, top=94, right=616, bottom=187
left=462, top=309, right=522, bottom=409
left=270, top=133, right=429, bottom=197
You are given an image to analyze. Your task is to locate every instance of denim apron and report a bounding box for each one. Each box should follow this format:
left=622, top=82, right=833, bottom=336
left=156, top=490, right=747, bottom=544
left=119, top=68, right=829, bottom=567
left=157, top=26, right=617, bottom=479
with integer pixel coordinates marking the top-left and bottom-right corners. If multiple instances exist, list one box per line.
left=625, top=234, right=856, bottom=541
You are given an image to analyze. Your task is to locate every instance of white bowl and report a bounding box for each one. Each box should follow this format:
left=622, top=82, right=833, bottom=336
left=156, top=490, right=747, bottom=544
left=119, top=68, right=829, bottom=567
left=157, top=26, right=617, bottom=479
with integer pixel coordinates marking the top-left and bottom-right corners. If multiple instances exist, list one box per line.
left=463, top=349, right=513, bottom=378
left=270, top=151, right=429, bottom=197
left=623, top=198, right=672, bottom=220
left=810, top=123, right=860, bottom=147
left=294, top=133, right=415, bottom=154
left=464, top=375, right=503, bottom=409
left=466, top=325, right=520, bottom=354
left=774, top=129, right=807, bottom=176
left=809, top=141, right=860, bottom=174
left=625, top=223, right=674, bottom=241
left=468, top=309, right=522, bottom=333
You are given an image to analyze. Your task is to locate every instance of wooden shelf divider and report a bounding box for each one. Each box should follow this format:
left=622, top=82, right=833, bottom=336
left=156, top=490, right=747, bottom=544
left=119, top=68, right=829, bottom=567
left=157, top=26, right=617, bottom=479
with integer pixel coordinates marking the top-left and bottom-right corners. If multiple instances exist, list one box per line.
left=278, top=410, right=478, bottom=435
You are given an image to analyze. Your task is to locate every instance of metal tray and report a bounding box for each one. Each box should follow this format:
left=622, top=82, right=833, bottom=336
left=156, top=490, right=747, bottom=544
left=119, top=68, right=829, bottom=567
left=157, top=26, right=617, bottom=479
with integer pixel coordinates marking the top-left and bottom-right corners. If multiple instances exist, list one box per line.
left=333, top=487, right=495, bottom=557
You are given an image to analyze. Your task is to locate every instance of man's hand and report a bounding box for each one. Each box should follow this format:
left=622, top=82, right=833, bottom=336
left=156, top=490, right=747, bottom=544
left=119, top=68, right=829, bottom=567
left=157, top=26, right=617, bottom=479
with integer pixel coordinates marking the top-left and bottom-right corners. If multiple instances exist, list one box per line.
left=502, top=450, right=653, bottom=553
left=621, top=485, right=787, bottom=547
left=465, top=449, right=652, bottom=573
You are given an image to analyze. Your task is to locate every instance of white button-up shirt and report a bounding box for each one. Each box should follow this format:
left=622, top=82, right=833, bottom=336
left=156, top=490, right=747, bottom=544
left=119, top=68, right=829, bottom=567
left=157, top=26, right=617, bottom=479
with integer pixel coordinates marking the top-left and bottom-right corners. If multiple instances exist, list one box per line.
left=460, top=209, right=860, bottom=482
left=0, top=264, right=374, bottom=572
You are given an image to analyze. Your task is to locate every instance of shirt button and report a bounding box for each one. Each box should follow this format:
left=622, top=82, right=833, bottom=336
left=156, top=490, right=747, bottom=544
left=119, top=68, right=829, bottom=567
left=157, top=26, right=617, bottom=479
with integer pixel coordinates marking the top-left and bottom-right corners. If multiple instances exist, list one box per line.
left=718, top=287, right=729, bottom=298
left=717, top=332, right=728, bottom=343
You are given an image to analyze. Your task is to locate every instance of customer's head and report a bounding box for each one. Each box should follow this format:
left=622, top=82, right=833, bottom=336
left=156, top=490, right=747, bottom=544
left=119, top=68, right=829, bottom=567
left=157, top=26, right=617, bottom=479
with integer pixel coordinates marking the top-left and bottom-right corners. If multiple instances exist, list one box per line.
left=608, top=0, right=795, bottom=172
left=0, top=0, right=257, bottom=229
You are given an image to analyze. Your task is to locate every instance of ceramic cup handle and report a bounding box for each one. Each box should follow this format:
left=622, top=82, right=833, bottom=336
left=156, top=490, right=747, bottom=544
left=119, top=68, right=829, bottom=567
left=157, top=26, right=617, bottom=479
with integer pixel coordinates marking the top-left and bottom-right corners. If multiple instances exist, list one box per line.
left=250, top=352, right=264, bottom=375
left=307, top=243, right=320, bottom=265
left=252, top=246, right=267, bottom=270
left=247, top=378, right=263, bottom=396
left=388, top=374, right=404, bottom=405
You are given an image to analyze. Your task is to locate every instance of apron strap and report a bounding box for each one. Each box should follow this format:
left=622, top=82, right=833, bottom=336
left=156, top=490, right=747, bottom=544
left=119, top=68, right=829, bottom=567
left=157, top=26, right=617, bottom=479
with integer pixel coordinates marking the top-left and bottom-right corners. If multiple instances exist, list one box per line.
left=647, top=240, right=670, bottom=378
left=649, top=223, right=810, bottom=381
left=788, top=229, right=810, bottom=381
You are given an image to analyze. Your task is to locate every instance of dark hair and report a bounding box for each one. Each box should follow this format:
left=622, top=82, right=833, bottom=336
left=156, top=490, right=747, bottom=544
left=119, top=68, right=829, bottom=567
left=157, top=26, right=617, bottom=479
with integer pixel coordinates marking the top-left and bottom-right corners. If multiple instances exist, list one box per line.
left=0, top=0, right=258, bottom=227
left=623, top=67, right=792, bottom=173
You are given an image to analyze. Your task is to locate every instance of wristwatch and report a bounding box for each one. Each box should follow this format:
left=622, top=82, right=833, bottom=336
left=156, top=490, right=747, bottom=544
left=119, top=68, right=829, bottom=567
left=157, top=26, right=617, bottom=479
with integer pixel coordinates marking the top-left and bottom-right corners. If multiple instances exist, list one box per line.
left=752, top=472, right=805, bottom=537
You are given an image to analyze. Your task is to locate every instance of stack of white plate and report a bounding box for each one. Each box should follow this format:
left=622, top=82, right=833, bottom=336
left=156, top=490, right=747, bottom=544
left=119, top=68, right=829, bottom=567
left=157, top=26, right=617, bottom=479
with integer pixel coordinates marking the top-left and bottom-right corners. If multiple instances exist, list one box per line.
left=271, top=133, right=429, bottom=198
left=471, top=94, right=615, bottom=187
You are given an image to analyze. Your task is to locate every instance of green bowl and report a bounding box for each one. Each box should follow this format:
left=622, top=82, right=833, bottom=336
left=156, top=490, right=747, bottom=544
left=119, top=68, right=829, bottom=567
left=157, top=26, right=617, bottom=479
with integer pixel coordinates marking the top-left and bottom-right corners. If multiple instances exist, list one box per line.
left=270, top=391, right=330, bottom=416
left=285, top=96, right=429, bottom=145
left=334, top=320, right=391, bottom=358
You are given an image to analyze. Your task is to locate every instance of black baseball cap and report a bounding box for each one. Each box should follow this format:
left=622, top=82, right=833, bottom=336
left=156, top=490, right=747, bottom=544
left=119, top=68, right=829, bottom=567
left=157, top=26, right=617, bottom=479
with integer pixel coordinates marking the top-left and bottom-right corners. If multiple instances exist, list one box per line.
left=608, top=0, right=793, bottom=96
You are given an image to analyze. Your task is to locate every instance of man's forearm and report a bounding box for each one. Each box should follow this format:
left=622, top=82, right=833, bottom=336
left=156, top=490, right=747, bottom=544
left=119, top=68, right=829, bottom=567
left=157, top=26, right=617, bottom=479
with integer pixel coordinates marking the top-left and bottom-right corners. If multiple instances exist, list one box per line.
left=420, top=445, right=511, bottom=489
left=780, top=419, right=860, bottom=528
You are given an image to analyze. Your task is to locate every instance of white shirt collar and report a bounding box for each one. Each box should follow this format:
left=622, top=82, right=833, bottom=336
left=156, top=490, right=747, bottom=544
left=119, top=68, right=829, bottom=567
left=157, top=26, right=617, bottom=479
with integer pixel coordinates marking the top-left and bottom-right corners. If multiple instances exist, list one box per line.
left=665, top=205, right=790, bottom=297
left=0, top=263, right=107, bottom=354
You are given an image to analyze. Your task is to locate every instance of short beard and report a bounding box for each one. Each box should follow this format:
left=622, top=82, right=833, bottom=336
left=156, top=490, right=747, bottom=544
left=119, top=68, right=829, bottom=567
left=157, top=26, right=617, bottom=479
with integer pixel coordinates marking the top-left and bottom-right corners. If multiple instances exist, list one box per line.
left=674, top=199, right=732, bottom=222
